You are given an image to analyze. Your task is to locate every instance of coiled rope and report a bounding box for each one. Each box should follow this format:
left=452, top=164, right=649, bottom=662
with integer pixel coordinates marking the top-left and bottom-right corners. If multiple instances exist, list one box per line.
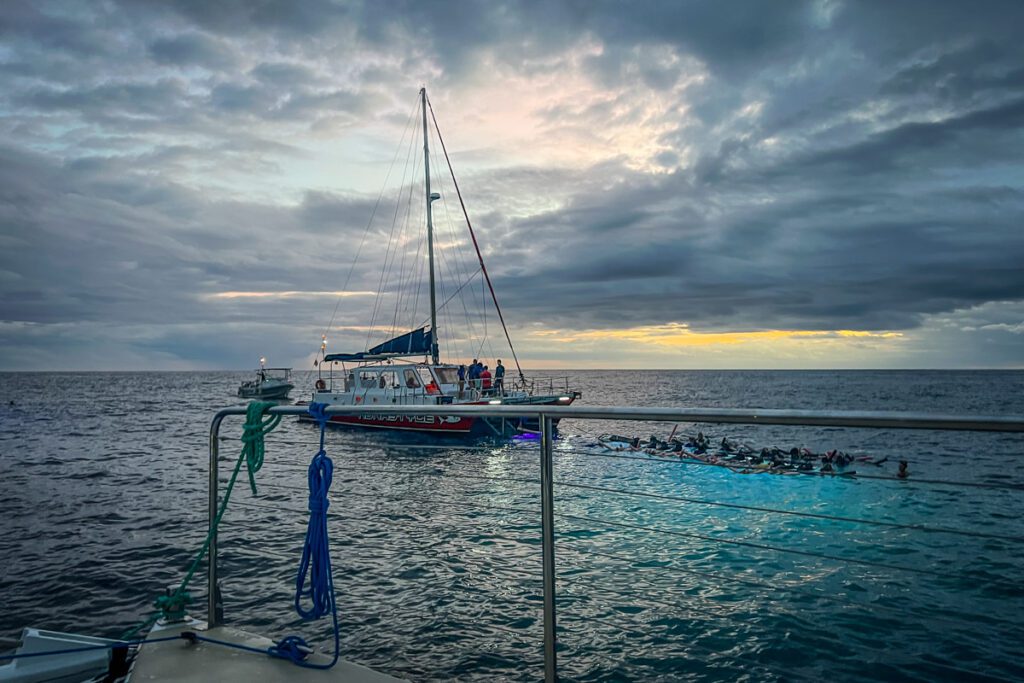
left=267, top=402, right=340, bottom=668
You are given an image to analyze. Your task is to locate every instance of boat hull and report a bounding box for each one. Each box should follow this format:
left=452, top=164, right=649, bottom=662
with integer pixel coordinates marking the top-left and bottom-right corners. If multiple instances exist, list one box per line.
left=322, top=412, right=476, bottom=433
left=298, top=393, right=577, bottom=437
left=238, top=383, right=294, bottom=399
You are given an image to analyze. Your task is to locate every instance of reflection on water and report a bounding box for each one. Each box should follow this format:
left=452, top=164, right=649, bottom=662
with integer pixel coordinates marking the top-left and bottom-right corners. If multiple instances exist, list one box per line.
left=0, top=370, right=1022, bottom=681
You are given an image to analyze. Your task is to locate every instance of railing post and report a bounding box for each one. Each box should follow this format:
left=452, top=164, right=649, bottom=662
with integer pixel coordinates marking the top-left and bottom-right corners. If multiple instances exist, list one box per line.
left=540, top=412, right=558, bottom=682
left=208, top=414, right=222, bottom=627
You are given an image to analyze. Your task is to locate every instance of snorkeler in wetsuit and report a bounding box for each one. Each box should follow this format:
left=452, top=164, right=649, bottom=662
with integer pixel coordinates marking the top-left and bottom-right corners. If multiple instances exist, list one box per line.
left=897, top=460, right=909, bottom=478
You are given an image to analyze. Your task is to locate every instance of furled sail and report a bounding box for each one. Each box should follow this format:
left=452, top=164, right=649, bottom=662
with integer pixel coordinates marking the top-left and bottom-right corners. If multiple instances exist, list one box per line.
left=324, top=327, right=433, bottom=363
left=369, top=327, right=432, bottom=355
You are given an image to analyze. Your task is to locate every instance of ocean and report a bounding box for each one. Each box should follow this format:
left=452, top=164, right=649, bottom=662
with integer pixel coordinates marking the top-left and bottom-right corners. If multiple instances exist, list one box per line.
left=1, top=370, right=1022, bottom=681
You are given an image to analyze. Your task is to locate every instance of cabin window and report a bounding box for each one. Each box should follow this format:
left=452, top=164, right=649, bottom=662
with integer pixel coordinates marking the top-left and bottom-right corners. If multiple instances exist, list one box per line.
left=359, top=371, right=378, bottom=388
left=377, top=371, right=397, bottom=388
left=434, top=368, right=458, bottom=384
left=403, top=369, right=421, bottom=388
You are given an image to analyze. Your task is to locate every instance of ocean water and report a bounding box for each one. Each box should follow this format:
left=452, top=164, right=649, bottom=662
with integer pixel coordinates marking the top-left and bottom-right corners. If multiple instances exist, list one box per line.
left=0, top=370, right=1022, bottom=682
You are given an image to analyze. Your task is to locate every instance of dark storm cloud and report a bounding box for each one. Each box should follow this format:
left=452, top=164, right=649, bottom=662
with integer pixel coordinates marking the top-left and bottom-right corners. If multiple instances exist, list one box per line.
left=148, top=32, right=239, bottom=70
left=2, top=0, right=1024, bottom=368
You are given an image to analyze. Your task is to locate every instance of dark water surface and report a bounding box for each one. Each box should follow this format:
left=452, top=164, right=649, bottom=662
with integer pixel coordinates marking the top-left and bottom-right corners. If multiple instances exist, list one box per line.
left=1, top=370, right=1022, bottom=681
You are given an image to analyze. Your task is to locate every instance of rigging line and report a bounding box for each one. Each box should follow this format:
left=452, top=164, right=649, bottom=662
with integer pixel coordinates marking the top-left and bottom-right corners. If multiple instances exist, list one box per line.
left=558, top=512, right=1021, bottom=589
left=554, top=480, right=1022, bottom=547
left=389, top=132, right=425, bottom=340
left=425, top=183, right=457, bottom=361
left=319, top=98, right=419, bottom=362
left=429, top=122, right=488, bottom=363
left=394, top=149, right=426, bottom=339
left=366, top=110, right=421, bottom=348
left=245, top=459, right=1021, bottom=555
left=427, top=108, right=488, bottom=360
left=239, top=487, right=537, bottom=518
left=416, top=267, right=483, bottom=330
left=253, top=458, right=1015, bottom=544
left=560, top=542, right=1020, bottom=632
left=267, top=461, right=540, bottom=487
left=392, top=122, right=422, bottom=337
left=249, top=437, right=1021, bottom=493
left=555, top=480, right=1024, bottom=543
left=572, top=449, right=1024, bottom=492
left=393, top=150, right=425, bottom=338
left=427, top=94, right=526, bottom=383
left=413, top=266, right=485, bottom=342
left=431, top=212, right=465, bottom=362
left=407, top=200, right=428, bottom=335
left=261, top=436, right=500, bottom=451
left=387, top=168, right=413, bottom=338
left=383, top=112, right=422, bottom=342
left=477, top=272, right=489, bottom=357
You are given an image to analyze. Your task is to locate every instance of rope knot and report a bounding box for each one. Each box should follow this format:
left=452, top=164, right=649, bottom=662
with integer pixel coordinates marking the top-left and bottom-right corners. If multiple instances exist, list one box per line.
left=154, top=590, right=191, bottom=621
left=240, top=401, right=281, bottom=495
left=269, top=635, right=312, bottom=663
left=308, top=402, right=329, bottom=424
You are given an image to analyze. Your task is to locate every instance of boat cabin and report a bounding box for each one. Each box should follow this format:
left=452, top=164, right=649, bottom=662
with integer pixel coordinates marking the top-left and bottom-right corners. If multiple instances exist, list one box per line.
left=315, top=361, right=468, bottom=406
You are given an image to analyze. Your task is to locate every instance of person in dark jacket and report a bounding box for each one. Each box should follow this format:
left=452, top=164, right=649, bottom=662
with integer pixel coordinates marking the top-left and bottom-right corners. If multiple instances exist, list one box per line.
left=494, top=360, right=505, bottom=395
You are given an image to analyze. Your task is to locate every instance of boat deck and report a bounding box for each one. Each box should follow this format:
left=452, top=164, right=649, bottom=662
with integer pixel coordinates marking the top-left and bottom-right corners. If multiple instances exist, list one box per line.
left=131, top=619, right=404, bottom=682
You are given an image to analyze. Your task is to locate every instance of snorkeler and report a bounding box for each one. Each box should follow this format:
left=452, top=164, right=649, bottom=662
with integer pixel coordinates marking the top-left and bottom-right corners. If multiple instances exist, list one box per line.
left=897, top=460, right=909, bottom=479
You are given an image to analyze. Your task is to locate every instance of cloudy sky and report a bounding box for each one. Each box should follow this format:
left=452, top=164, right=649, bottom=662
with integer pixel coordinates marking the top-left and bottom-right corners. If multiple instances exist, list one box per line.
left=2, top=0, right=1023, bottom=370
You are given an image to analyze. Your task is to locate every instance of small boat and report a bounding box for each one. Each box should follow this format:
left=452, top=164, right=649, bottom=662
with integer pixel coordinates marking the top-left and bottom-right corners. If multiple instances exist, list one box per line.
left=238, top=360, right=294, bottom=399
left=307, top=89, right=579, bottom=437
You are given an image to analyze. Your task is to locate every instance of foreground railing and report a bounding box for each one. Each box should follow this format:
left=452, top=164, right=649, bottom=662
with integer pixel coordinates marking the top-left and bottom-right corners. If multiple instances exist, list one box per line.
left=208, top=404, right=1024, bottom=682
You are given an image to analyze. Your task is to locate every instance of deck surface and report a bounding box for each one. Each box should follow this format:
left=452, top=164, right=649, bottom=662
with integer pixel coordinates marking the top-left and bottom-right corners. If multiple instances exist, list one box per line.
left=129, top=619, right=404, bottom=682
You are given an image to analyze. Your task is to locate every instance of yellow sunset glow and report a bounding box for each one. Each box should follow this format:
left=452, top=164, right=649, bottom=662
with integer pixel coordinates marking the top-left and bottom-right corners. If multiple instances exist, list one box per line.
left=532, top=323, right=903, bottom=348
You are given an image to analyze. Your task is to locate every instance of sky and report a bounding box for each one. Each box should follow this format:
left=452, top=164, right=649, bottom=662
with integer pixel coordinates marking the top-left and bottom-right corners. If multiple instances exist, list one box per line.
left=1, top=0, right=1023, bottom=370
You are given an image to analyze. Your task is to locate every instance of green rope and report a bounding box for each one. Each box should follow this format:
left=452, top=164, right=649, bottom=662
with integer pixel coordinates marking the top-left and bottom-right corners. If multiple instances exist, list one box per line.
left=122, top=402, right=281, bottom=638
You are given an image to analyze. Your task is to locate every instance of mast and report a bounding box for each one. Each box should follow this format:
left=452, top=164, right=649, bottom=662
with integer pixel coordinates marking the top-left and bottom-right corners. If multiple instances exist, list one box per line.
left=420, top=87, right=440, bottom=364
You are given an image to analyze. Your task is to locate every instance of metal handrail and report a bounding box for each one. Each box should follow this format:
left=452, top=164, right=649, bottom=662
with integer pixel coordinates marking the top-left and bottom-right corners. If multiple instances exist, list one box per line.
left=207, top=403, right=1024, bottom=682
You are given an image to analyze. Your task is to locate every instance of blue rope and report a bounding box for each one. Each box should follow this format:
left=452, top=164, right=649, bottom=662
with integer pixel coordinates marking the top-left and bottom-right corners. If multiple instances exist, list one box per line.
left=269, top=402, right=340, bottom=668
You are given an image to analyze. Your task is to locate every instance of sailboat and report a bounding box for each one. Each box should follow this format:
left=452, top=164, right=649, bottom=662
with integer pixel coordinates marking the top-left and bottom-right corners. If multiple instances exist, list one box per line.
left=306, top=88, right=579, bottom=436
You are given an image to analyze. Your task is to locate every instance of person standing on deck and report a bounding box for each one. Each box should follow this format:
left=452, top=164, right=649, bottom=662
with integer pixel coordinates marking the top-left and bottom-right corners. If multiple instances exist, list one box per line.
left=457, top=364, right=466, bottom=398
left=480, top=365, right=492, bottom=394
left=494, top=360, right=505, bottom=395
left=469, top=359, right=480, bottom=393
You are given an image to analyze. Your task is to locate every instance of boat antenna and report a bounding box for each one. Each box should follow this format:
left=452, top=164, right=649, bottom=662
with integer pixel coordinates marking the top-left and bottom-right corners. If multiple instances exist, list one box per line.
left=421, top=87, right=440, bottom=364
left=426, top=94, right=526, bottom=384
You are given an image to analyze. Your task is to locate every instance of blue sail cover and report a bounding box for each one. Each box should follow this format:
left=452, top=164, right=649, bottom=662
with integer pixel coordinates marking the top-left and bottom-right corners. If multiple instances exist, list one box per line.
left=369, top=327, right=432, bottom=355
left=324, top=327, right=432, bottom=363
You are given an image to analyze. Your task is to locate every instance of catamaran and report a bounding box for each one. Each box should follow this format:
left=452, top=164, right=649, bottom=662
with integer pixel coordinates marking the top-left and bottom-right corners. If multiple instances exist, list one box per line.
left=306, top=89, right=579, bottom=436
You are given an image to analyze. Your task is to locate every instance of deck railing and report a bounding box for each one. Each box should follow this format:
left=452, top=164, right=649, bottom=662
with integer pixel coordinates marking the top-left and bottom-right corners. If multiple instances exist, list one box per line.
left=207, top=404, right=1024, bottom=682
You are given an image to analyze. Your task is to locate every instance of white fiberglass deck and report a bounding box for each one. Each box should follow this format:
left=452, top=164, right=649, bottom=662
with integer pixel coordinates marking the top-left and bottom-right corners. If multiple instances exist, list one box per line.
left=130, top=620, right=404, bottom=683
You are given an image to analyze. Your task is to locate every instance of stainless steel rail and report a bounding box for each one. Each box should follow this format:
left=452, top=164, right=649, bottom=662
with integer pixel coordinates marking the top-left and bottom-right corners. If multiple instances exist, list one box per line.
left=207, top=403, right=1024, bottom=681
